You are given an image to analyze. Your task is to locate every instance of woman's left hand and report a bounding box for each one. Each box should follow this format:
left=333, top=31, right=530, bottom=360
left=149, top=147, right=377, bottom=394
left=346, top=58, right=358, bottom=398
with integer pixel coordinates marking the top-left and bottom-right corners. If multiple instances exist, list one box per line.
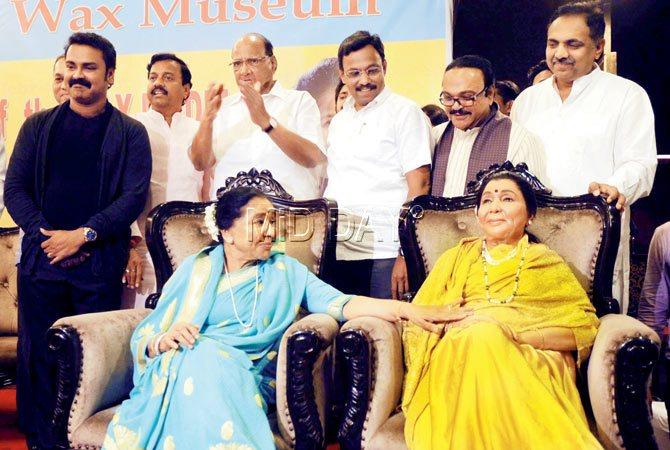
left=400, top=302, right=473, bottom=334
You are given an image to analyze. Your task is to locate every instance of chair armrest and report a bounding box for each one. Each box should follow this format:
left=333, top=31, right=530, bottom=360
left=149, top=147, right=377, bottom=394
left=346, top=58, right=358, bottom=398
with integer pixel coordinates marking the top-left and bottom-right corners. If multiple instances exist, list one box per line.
left=587, top=313, right=661, bottom=449
left=337, top=317, right=403, bottom=450
left=276, top=313, right=340, bottom=449
left=47, top=308, right=150, bottom=448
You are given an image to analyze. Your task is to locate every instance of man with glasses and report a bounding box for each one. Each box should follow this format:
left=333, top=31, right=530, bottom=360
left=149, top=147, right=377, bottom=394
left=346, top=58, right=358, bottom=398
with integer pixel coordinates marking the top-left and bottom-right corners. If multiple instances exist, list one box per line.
left=324, top=30, right=431, bottom=300
left=431, top=55, right=546, bottom=197
left=190, top=33, right=325, bottom=200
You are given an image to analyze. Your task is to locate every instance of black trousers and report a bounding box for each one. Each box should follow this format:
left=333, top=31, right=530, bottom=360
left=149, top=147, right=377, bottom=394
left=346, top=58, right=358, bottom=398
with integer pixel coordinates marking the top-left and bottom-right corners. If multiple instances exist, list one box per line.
left=331, top=258, right=395, bottom=298
left=16, top=257, right=122, bottom=448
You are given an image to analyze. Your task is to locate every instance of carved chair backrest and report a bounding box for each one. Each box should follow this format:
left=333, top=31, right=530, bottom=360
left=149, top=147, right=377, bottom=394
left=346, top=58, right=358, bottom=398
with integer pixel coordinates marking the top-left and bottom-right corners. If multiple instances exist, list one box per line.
left=400, top=193, right=621, bottom=316
left=146, top=168, right=337, bottom=292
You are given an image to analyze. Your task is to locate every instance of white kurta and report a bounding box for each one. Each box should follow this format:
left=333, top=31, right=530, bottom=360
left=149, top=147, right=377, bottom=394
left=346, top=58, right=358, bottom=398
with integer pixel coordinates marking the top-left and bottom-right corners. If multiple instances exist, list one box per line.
left=128, top=108, right=202, bottom=307
left=325, top=88, right=432, bottom=260
left=431, top=120, right=548, bottom=197
left=209, top=82, right=324, bottom=200
left=512, top=67, right=657, bottom=312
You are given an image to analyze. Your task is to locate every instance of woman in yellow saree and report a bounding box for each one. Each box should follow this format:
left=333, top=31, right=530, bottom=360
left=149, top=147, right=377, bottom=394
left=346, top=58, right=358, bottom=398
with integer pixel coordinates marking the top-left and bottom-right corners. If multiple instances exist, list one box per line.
left=402, top=170, right=602, bottom=449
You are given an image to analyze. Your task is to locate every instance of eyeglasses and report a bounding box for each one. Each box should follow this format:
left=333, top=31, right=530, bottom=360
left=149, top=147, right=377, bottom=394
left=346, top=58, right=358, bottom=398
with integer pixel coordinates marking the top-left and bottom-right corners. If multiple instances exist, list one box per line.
left=229, top=56, right=270, bottom=71
left=344, top=65, right=383, bottom=81
left=439, top=86, right=488, bottom=107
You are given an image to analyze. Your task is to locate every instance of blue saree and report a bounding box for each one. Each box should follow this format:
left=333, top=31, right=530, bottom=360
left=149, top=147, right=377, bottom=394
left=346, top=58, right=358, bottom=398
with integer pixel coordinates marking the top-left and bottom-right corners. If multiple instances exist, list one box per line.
left=102, top=245, right=351, bottom=450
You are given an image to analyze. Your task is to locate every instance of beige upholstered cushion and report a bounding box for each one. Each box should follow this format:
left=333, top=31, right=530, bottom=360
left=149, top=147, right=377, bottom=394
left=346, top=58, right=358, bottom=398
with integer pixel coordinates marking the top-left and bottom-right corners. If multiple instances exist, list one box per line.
left=587, top=314, right=660, bottom=449
left=368, top=412, right=407, bottom=450
left=70, top=405, right=118, bottom=449
left=53, top=309, right=150, bottom=444
left=161, top=210, right=328, bottom=275
left=414, top=206, right=603, bottom=293
left=0, top=336, right=17, bottom=366
left=0, top=229, right=19, bottom=336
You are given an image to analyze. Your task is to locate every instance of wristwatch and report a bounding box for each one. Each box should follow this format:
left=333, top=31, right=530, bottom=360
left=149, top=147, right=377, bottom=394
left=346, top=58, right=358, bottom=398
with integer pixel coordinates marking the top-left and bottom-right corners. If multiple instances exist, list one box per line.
left=262, top=117, right=278, bottom=133
left=83, top=227, right=98, bottom=243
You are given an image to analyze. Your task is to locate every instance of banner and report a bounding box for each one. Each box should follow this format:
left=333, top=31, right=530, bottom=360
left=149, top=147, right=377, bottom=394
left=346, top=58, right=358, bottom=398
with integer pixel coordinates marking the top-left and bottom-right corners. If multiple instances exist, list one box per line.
left=0, top=0, right=452, bottom=224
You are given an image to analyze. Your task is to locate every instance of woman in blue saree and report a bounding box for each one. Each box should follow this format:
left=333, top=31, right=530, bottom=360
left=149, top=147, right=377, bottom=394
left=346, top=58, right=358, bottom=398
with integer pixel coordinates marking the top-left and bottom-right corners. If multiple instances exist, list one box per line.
left=103, top=187, right=467, bottom=450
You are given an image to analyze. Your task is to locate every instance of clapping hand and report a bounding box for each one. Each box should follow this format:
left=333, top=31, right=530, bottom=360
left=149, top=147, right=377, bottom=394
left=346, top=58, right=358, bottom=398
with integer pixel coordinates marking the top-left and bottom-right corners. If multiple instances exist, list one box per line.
left=204, top=82, right=224, bottom=121
left=240, top=81, right=271, bottom=129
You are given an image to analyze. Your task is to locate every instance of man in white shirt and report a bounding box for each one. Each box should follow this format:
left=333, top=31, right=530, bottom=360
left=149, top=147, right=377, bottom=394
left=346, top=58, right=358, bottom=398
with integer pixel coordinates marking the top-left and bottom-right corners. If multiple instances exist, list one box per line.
left=325, top=31, right=432, bottom=299
left=432, top=55, right=547, bottom=197
left=190, top=33, right=325, bottom=200
left=126, top=53, right=203, bottom=305
left=512, top=1, right=657, bottom=312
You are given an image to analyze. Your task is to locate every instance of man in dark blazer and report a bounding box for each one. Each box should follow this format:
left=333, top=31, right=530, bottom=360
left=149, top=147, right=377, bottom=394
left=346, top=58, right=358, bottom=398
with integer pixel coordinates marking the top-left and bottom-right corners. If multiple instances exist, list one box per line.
left=4, top=32, right=151, bottom=449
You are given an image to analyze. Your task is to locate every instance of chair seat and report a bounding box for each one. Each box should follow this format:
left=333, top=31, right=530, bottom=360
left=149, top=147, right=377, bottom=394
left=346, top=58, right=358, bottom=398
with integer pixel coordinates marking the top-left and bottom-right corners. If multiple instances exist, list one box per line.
left=0, top=336, right=17, bottom=366
left=369, top=412, right=407, bottom=450
left=70, top=404, right=292, bottom=449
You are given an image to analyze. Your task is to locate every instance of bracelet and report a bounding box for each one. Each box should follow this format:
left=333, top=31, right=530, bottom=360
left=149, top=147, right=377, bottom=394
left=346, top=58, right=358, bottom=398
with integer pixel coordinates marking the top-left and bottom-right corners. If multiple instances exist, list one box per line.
left=152, top=333, right=167, bottom=356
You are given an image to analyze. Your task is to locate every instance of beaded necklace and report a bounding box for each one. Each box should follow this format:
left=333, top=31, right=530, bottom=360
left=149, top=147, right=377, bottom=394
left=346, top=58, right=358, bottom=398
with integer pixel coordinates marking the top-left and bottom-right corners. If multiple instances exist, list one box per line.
left=223, top=260, right=260, bottom=328
left=481, top=240, right=529, bottom=304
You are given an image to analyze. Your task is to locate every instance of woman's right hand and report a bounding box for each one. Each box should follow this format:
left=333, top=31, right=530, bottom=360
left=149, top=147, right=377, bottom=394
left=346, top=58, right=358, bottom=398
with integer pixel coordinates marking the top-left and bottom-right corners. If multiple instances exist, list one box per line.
left=159, top=322, right=200, bottom=353
left=400, top=301, right=473, bottom=334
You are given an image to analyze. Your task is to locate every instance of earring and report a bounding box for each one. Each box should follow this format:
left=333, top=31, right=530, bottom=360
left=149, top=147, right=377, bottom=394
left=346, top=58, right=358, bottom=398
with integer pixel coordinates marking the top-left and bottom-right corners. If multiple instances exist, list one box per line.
left=528, top=220, right=533, bottom=226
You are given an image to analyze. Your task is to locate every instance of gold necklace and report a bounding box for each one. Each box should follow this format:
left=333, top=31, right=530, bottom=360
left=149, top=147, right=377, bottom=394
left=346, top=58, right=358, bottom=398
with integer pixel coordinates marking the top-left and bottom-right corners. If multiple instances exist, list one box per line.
left=482, top=241, right=528, bottom=304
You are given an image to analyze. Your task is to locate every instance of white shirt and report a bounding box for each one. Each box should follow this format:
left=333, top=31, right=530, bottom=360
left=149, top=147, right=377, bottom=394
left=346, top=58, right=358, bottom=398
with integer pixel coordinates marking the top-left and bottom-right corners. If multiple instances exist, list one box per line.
left=512, top=67, right=657, bottom=312
left=432, top=120, right=548, bottom=197
left=209, top=82, right=324, bottom=200
left=134, top=108, right=202, bottom=207
left=129, top=108, right=202, bottom=301
left=325, top=88, right=432, bottom=260
left=511, top=66, right=656, bottom=201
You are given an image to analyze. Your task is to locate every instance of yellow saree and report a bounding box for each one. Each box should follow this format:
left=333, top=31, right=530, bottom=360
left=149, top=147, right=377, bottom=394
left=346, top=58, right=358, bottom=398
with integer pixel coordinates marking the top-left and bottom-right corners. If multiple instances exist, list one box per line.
left=402, top=236, right=602, bottom=449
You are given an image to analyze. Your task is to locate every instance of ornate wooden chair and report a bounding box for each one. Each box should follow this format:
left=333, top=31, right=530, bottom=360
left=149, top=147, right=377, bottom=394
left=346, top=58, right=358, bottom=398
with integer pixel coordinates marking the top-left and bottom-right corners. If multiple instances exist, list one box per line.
left=336, top=163, right=661, bottom=450
left=46, top=168, right=339, bottom=449
left=0, top=226, right=19, bottom=387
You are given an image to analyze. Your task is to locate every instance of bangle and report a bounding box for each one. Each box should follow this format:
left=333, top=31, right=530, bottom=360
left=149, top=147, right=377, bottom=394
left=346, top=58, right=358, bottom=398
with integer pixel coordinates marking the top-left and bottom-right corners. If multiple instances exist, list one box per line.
left=152, top=333, right=166, bottom=356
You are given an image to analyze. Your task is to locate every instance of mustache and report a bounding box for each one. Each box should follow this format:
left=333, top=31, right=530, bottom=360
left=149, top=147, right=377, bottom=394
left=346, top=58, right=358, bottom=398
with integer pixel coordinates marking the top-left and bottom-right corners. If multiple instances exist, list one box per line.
left=356, top=83, right=377, bottom=91
left=449, top=109, right=470, bottom=116
left=151, top=87, right=168, bottom=95
left=552, top=57, right=575, bottom=65
left=69, top=77, right=91, bottom=88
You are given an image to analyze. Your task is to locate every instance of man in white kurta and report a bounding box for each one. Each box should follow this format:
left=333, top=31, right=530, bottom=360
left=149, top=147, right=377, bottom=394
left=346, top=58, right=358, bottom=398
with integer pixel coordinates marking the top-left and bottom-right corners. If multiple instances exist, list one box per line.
left=512, top=3, right=657, bottom=312
left=325, top=31, right=432, bottom=300
left=126, top=54, right=204, bottom=307
left=431, top=55, right=547, bottom=197
left=190, top=33, right=325, bottom=201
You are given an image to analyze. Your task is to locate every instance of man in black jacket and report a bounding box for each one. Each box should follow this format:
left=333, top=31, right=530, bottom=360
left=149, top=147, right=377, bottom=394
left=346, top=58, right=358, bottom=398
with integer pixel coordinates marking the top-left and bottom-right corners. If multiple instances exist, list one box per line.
left=4, top=32, right=151, bottom=449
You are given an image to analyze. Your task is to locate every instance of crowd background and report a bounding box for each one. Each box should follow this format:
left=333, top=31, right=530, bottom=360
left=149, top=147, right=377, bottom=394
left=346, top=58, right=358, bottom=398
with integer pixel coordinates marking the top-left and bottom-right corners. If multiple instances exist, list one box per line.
left=0, top=0, right=451, bottom=208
